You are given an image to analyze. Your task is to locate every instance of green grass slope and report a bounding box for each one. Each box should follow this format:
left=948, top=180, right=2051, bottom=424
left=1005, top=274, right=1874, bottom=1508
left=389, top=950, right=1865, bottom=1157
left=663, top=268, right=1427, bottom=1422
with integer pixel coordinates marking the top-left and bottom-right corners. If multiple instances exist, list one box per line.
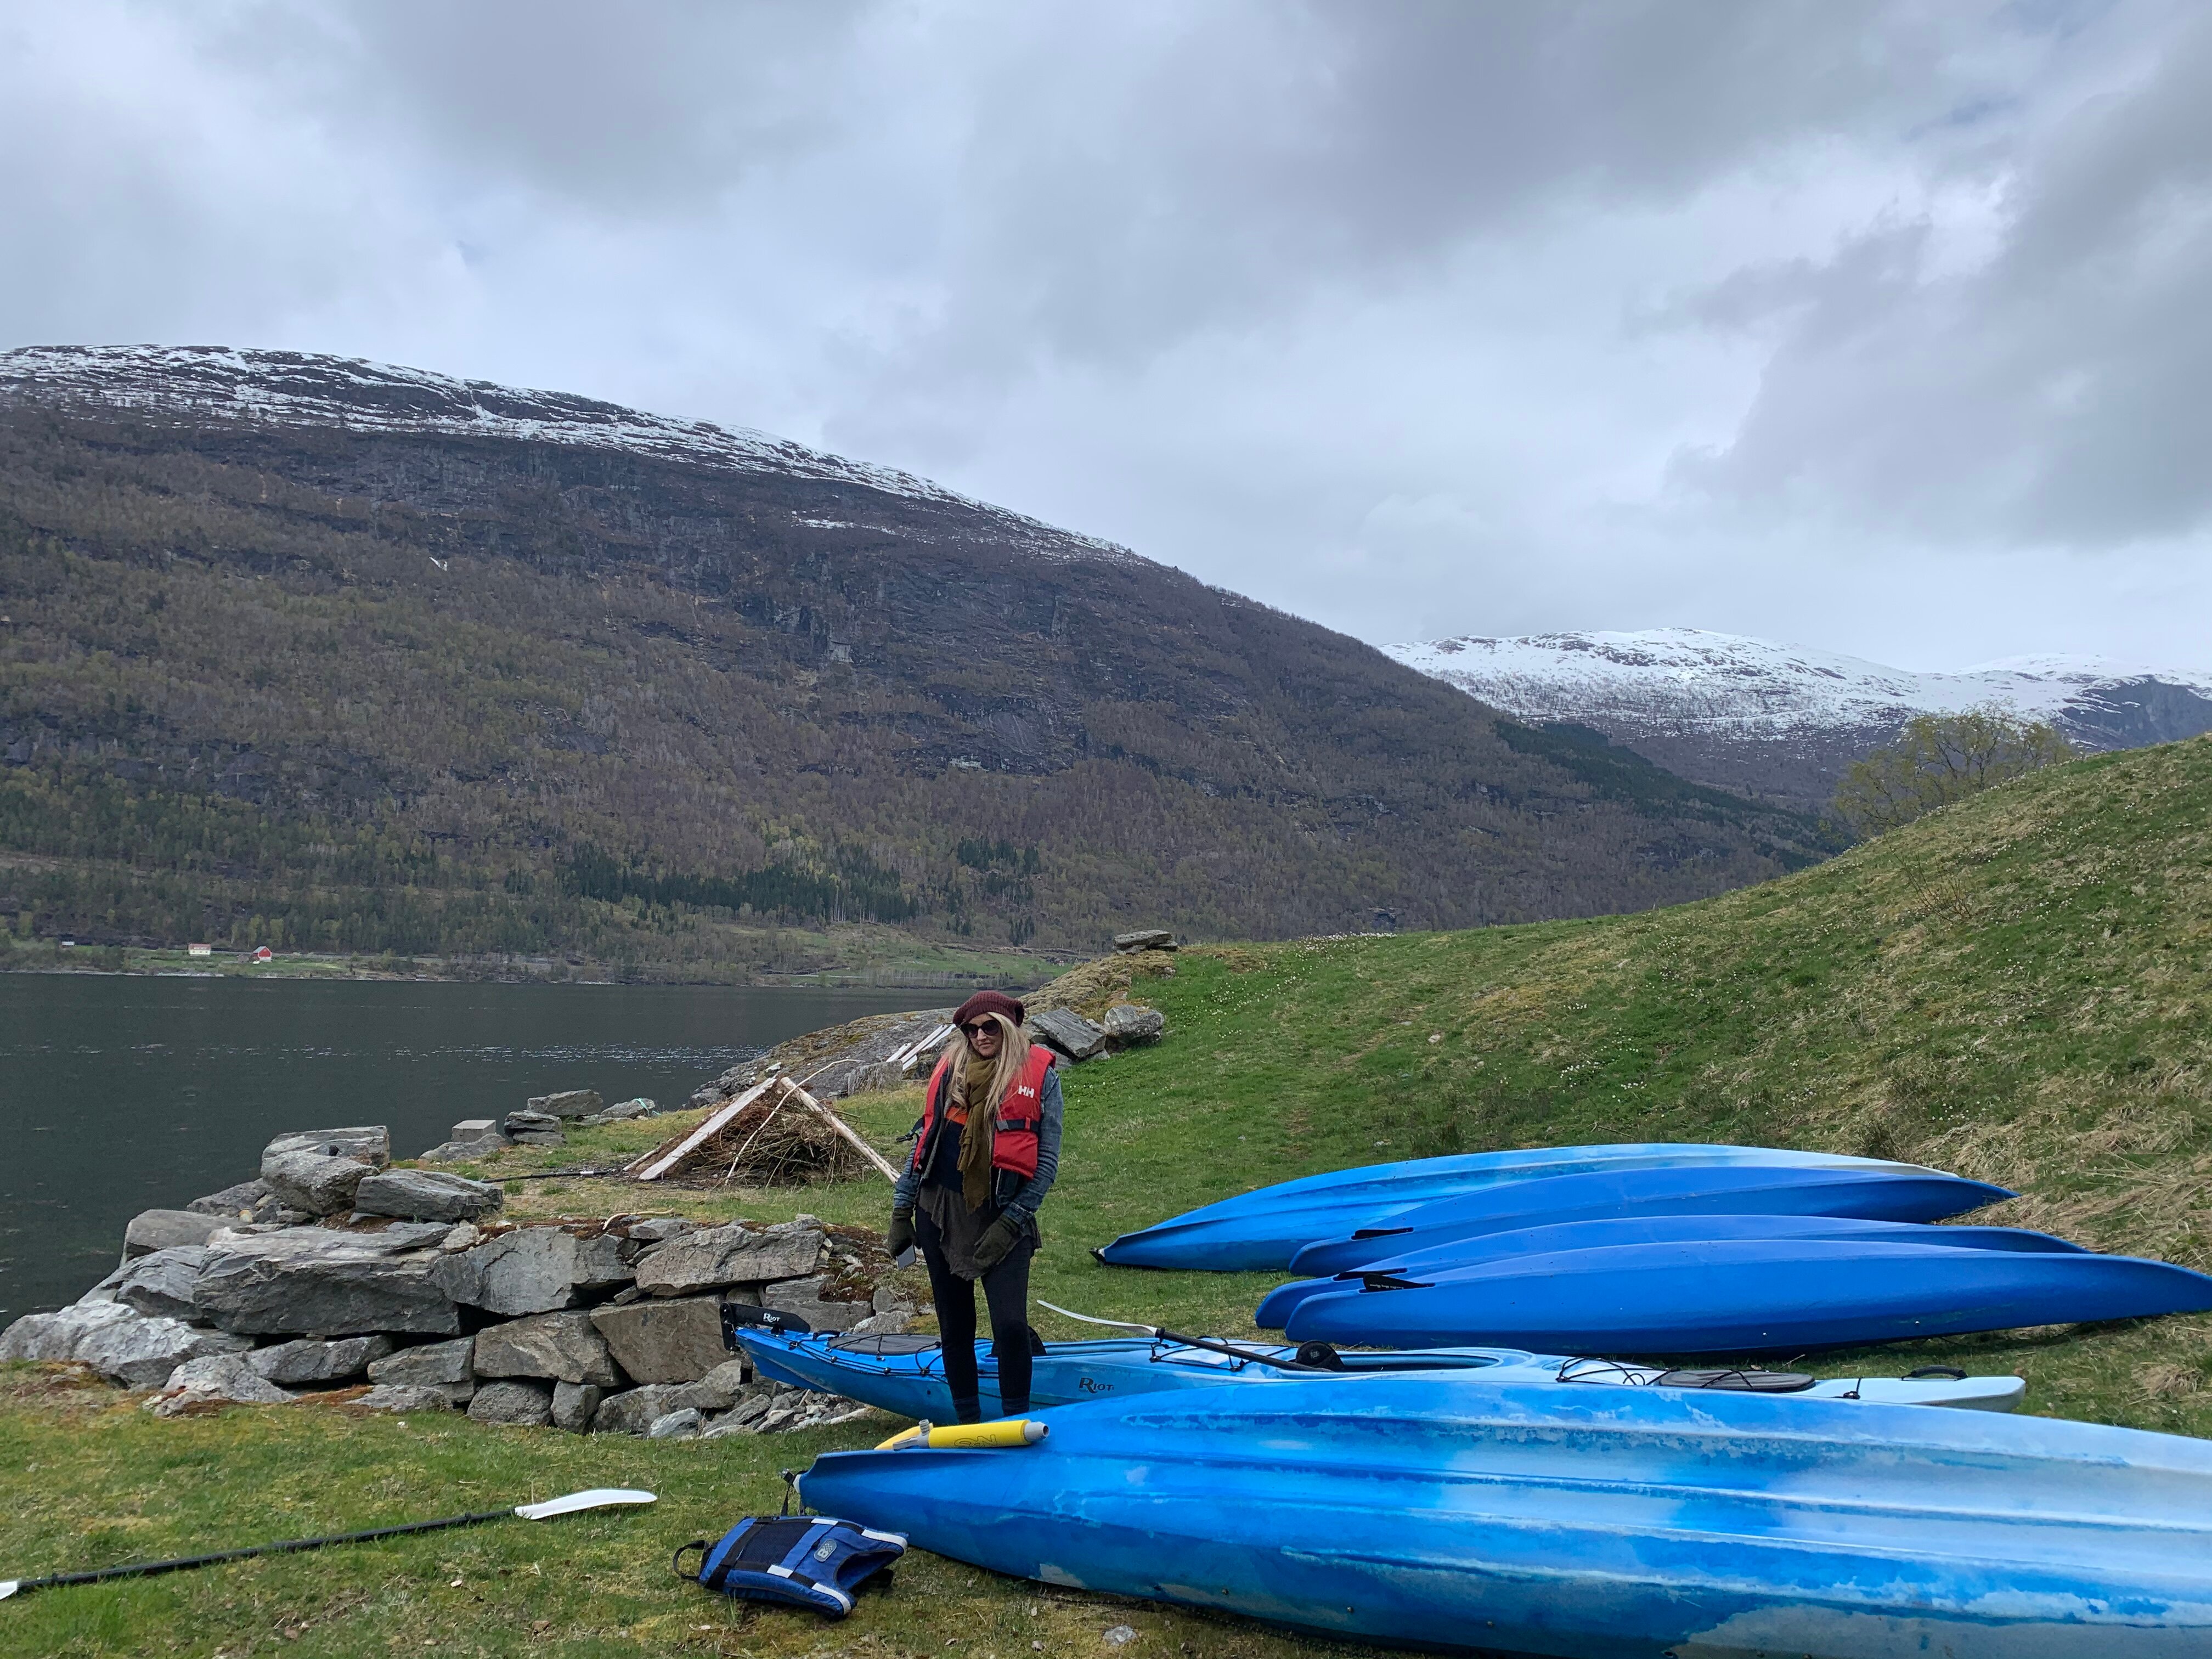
left=5, top=736, right=2208, bottom=1658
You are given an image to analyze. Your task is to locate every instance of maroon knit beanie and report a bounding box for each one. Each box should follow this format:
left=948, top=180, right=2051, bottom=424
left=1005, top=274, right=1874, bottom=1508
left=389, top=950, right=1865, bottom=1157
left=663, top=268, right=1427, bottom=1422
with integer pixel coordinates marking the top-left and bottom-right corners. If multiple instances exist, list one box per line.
left=952, top=990, right=1025, bottom=1030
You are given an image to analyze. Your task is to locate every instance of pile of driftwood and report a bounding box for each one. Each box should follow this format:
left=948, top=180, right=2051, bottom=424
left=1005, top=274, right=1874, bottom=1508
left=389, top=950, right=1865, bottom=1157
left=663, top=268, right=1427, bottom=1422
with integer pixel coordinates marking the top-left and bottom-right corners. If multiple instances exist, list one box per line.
left=626, top=1075, right=900, bottom=1189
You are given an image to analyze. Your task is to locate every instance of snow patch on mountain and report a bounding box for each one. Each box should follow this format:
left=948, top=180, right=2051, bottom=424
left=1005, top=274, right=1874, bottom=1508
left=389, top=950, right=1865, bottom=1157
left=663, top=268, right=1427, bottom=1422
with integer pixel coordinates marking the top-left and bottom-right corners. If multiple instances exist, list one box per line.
left=0, top=344, right=1138, bottom=566
left=1385, top=628, right=2212, bottom=743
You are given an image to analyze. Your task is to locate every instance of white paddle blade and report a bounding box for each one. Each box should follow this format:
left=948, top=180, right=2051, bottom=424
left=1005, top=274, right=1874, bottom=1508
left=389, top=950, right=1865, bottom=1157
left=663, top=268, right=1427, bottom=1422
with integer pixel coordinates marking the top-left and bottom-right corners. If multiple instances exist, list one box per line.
left=1037, top=1299, right=1156, bottom=1335
left=0, top=1580, right=18, bottom=1600
left=514, top=1488, right=657, bottom=1521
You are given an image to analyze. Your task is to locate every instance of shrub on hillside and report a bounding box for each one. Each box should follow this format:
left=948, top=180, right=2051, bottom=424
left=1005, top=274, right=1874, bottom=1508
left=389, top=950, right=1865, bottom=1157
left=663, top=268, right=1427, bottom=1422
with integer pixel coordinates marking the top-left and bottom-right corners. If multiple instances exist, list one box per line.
left=1832, top=710, right=2073, bottom=837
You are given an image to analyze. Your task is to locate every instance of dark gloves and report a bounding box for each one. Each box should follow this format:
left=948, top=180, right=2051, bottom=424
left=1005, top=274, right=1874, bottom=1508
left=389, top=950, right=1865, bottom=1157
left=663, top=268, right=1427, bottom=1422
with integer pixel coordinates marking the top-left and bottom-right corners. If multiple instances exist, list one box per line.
left=971, top=1213, right=1023, bottom=1272
left=885, top=1208, right=916, bottom=1259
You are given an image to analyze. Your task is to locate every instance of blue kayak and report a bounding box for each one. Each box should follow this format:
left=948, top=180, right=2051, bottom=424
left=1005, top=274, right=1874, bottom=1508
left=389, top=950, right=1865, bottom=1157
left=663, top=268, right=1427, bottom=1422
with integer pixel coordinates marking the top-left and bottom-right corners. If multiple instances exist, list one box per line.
left=1256, top=1214, right=2083, bottom=1328
left=1093, top=1142, right=1927, bottom=1270
left=1281, top=1237, right=2212, bottom=1352
left=730, top=1325, right=2027, bottom=1418
left=1286, top=1163, right=2013, bottom=1276
left=798, top=1376, right=2212, bottom=1656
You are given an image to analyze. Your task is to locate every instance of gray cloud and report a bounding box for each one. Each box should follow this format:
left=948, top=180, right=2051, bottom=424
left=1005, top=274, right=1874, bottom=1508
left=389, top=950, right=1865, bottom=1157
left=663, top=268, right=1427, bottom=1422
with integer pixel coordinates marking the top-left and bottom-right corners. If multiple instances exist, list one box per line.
left=2, top=0, right=2208, bottom=669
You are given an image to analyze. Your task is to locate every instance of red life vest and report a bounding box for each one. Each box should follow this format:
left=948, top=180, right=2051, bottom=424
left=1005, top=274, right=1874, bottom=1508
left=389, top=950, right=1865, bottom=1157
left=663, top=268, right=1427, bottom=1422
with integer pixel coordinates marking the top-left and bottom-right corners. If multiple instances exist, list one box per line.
left=911, top=1045, right=1053, bottom=1180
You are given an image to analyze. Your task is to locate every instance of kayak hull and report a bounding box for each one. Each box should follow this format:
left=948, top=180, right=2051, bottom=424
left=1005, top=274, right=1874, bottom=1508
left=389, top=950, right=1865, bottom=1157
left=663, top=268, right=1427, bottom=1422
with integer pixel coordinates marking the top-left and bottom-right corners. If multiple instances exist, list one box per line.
left=1256, top=1215, right=2086, bottom=1328
left=1286, top=1165, right=2014, bottom=1277
left=1282, top=1238, right=2212, bottom=1352
left=798, top=1377, right=2212, bottom=1658
left=731, top=1328, right=2025, bottom=1418
left=1097, top=1143, right=1931, bottom=1271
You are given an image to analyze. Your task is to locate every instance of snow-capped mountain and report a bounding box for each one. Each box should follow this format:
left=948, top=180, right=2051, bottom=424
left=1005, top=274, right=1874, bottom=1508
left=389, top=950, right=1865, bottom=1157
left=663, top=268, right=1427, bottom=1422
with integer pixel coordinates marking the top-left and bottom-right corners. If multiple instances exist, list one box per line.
left=0, top=344, right=1136, bottom=566
left=1386, top=629, right=2212, bottom=809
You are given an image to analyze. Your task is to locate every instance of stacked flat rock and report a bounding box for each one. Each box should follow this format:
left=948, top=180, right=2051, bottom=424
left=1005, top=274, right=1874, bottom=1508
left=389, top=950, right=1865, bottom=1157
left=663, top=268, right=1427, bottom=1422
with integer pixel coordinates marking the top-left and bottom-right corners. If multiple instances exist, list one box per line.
left=1, top=1115, right=887, bottom=1437
left=527, top=1090, right=602, bottom=1119
left=353, top=1169, right=504, bottom=1223
left=503, top=1110, right=565, bottom=1148
left=1112, top=929, right=1178, bottom=952
left=1030, top=1007, right=1109, bottom=1061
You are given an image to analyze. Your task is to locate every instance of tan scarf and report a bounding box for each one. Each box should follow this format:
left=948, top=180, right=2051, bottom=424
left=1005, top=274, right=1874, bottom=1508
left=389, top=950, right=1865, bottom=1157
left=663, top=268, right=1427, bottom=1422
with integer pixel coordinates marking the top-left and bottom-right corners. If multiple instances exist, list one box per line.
left=947, top=1049, right=1000, bottom=1212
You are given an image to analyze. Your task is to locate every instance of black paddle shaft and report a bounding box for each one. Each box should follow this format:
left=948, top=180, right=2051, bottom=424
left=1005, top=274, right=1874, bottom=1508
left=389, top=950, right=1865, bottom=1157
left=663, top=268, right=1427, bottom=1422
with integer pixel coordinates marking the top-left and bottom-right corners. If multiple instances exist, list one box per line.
left=1151, top=1327, right=1333, bottom=1373
left=10, top=1508, right=515, bottom=1595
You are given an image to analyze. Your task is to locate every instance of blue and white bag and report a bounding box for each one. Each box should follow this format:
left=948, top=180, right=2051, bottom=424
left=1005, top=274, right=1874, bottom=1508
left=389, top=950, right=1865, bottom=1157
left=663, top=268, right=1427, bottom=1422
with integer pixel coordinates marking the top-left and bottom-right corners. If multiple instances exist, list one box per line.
left=675, top=1516, right=907, bottom=1616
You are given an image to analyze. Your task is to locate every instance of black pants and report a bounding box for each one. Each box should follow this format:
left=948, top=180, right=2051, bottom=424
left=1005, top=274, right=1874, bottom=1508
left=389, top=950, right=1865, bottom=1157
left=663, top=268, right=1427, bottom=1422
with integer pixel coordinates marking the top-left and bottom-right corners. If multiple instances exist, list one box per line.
left=915, top=1207, right=1036, bottom=1420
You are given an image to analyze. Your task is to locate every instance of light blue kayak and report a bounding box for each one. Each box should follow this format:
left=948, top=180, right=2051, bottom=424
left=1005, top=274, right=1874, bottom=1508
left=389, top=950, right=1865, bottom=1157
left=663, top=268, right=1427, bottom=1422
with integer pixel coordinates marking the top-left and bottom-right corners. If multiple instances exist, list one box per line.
left=798, top=1376, right=2212, bottom=1657
left=1286, top=1163, right=2013, bottom=1276
left=1256, top=1213, right=2085, bottom=1328
left=1281, top=1236, right=2212, bottom=1352
left=730, top=1325, right=2028, bottom=1418
left=1095, top=1143, right=1934, bottom=1270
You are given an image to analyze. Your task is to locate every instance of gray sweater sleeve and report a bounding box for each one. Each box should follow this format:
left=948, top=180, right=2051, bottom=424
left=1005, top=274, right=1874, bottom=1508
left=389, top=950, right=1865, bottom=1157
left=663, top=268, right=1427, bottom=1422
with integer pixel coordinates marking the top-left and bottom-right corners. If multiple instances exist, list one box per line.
left=1003, top=1063, right=1064, bottom=1221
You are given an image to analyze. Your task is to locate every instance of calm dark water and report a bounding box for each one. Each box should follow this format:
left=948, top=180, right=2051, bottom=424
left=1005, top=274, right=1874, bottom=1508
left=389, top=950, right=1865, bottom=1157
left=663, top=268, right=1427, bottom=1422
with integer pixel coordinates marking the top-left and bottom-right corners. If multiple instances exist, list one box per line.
left=0, top=974, right=927, bottom=1320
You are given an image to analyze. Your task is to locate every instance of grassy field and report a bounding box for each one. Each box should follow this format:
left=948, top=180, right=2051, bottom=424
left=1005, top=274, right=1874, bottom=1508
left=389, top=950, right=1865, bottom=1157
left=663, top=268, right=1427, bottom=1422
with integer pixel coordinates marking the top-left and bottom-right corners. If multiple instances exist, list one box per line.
left=6, top=735, right=2210, bottom=1655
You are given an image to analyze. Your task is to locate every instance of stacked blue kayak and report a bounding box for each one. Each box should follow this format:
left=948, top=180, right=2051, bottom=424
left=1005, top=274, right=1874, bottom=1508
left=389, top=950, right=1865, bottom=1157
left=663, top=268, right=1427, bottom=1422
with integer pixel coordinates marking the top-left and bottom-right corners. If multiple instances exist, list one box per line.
left=731, top=1323, right=2028, bottom=1420
left=800, top=1375, right=2212, bottom=1657
left=1093, top=1142, right=1932, bottom=1270
left=1098, top=1142, right=2212, bottom=1350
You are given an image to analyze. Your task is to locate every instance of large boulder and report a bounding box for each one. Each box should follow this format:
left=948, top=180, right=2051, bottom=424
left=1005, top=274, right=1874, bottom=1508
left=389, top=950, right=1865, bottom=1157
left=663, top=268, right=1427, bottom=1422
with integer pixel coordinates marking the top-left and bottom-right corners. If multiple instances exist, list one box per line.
left=260, top=1150, right=377, bottom=1217
left=1101, top=1003, right=1166, bottom=1047
left=0, top=1300, right=137, bottom=1362
left=186, top=1179, right=278, bottom=1220
left=123, top=1209, right=226, bottom=1258
left=589, top=1383, right=694, bottom=1436
left=632, top=1221, right=822, bottom=1296
left=580, top=1097, right=654, bottom=1125
left=366, top=1336, right=475, bottom=1403
left=589, top=1294, right=737, bottom=1384
left=1029, top=1007, right=1108, bottom=1062
left=526, top=1090, right=602, bottom=1119
left=193, top=1229, right=459, bottom=1336
left=468, top=1379, right=555, bottom=1426
left=473, top=1312, right=620, bottom=1386
left=352, top=1384, right=453, bottom=1413
left=762, top=1274, right=871, bottom=1334
left=147, top=1353, right=295, bottom=1413
left=258, top=1128, right=391, bottom=1210
left=245, top=1335, right=396, bottom=1385
left=550, top=1380, right=602, bottom=1432
left=76, top=1314, right=252, bottom=1389
left=431, top=1227, right=627, bottom=1316
left=352, top=1170, right=504, bottom=1223
left=265, top=1127, right=392, bottom=1166
left=111, top=1246, right=211, bottom=1321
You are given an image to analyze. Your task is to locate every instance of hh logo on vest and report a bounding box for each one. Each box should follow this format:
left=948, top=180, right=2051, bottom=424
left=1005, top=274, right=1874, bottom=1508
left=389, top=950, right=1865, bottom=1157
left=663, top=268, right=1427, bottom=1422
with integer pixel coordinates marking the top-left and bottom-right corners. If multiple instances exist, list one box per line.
left=913, top=1047, right=1052, bottom=1180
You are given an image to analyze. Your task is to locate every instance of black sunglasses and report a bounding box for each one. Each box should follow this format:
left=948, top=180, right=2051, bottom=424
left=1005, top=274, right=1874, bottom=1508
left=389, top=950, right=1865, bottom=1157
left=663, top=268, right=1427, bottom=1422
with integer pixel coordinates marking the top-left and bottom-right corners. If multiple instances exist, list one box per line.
left=960, top=1020, right=999, bottom=1037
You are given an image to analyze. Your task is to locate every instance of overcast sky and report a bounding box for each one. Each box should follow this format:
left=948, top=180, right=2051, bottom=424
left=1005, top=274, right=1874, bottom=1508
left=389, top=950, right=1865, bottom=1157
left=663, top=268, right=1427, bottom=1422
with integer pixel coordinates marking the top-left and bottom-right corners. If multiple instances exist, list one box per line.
left=6, top=1, right=2210, bottom=670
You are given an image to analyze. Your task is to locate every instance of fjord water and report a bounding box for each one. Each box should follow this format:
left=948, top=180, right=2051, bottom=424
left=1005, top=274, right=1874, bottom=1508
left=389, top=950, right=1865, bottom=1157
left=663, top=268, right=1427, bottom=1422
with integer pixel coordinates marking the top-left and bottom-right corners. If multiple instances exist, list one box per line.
left=0, top=974, right=927, bottom=1321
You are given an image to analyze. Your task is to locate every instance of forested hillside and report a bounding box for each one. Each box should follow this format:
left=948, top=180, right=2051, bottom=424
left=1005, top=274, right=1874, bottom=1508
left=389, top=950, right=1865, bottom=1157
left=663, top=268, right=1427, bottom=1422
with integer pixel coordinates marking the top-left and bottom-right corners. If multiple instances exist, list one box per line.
left=0, top=347, right=1833, bottom=977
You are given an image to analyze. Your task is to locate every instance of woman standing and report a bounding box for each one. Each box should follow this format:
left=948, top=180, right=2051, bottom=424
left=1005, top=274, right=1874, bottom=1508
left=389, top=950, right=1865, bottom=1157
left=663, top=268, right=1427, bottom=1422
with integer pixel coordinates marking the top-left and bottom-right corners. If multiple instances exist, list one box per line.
left=887, top=990, right=1063, bottom=1422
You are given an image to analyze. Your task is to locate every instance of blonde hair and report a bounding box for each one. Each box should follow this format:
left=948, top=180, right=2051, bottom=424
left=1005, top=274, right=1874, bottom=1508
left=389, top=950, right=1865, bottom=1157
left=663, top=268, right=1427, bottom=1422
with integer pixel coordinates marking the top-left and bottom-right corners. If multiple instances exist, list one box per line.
left=948, top=1011, right=1031, bottom=1118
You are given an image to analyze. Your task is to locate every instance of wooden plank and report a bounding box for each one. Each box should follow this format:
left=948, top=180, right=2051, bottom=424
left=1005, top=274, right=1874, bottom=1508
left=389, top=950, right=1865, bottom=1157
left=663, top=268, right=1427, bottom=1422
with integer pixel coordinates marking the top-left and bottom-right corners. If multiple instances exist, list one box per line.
left=788, top=1082, right=903, bottom=1183
left=628, top=1077, right=776, bottom=1182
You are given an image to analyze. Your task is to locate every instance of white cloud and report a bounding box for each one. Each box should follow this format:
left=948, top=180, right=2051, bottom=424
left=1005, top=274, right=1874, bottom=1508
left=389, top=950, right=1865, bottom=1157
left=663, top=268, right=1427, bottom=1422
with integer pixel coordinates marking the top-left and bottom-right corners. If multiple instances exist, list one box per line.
left=3, top=0, right=2208, bottom=670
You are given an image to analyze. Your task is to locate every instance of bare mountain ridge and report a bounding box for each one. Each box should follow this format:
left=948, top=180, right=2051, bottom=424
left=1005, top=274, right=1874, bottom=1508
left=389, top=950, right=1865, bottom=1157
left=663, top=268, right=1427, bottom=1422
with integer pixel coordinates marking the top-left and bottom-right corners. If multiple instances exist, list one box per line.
left=1, top=347, right=1829, bottom=968
left=1389, top=628, right=2212, bottom=812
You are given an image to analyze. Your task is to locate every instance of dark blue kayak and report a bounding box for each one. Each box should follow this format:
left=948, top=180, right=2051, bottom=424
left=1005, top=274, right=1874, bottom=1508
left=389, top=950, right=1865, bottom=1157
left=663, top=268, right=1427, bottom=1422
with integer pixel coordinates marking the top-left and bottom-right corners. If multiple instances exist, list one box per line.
left=1093, top=1143, right=1926, bottom=1270
left=798, top=1375, right=2212, bottom=1656
left=1256, top=1214, right=2083, bottom=1328
left=1280, top=1237, right=2212, bottom=1352
left=1286, top=1163, right=2013, bottom=1276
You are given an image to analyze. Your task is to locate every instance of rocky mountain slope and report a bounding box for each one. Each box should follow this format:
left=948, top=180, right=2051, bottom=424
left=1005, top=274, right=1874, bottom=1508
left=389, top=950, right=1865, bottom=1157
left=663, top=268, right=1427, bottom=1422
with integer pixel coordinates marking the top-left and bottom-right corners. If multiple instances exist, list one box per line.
left=0, top=347, right=1830, bottom=971
left=1387, top=628, right=2212, bottom=810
